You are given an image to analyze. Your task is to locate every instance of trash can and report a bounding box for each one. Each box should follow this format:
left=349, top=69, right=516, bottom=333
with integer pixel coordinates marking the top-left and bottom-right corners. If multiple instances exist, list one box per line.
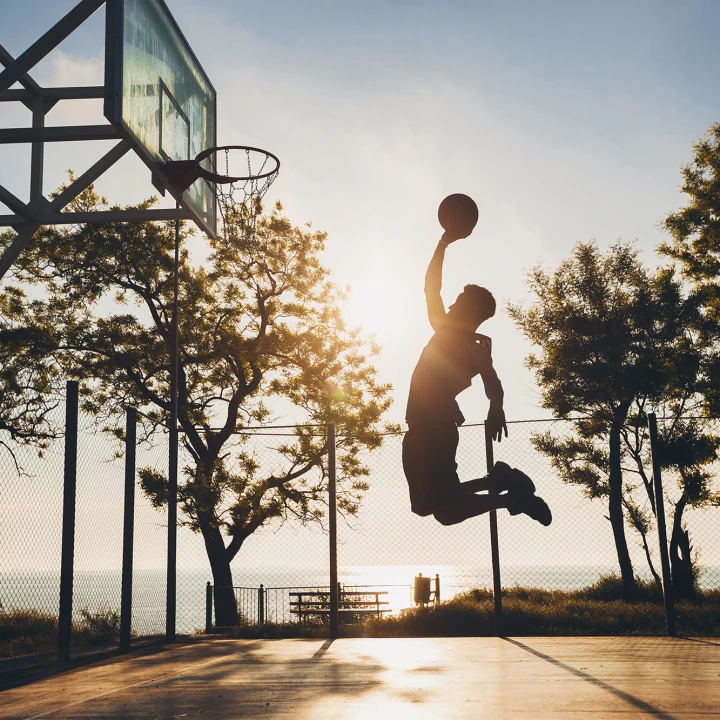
left=414, top=573, right=432, bottom=604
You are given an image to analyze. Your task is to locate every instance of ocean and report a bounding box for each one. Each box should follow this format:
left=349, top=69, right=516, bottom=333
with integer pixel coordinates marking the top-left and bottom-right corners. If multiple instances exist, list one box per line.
left=3, top=564, right=719, bottom=635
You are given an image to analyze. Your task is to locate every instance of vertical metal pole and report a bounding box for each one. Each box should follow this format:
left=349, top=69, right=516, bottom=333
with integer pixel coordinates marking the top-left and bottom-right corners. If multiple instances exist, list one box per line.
left=485, top=423, right=503, bottom=636
left=166, top=211, right=180, bottom=642
left=258, top=584, right=265, bottom=624
left=30, top=96, right=44, bottom=213
left=435, top=573, right=441, bottom=603
left=205, top=582, right=212, bottom=633
left=328, top=424, right=338, bottom=639
left=58, top=380, right=79, bottom=662
left=647, top=413, right=676, bottom=636
left=120, top=407, right=136, bottom=652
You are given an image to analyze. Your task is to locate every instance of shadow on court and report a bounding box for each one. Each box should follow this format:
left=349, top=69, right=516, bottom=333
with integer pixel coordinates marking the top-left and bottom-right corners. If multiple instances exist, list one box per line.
left=504, top=638, right=679, bottom=720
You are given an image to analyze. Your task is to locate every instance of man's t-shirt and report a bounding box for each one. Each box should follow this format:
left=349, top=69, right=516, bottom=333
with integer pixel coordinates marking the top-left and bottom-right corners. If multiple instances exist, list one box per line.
left=405, top=329, right=503, bottom=427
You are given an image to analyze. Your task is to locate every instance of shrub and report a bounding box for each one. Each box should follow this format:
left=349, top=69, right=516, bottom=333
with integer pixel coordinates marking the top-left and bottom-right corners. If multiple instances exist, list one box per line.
left=74, top=608, right=121, bottom=646
left=575, top=574, right=663, bottom=603
left=0, top=607, right=122, bottom=660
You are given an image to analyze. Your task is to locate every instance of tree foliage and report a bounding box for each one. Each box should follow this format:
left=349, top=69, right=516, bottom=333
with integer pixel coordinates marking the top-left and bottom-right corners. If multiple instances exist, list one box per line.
left=660, top=122, right=720, bottom=288
left=660, top=121, right=720, bottom=412
left=0, top=281, right=62, bottom=468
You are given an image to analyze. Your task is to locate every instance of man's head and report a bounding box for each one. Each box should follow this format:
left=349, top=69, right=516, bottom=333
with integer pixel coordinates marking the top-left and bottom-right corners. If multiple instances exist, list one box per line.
left=447, top=284, right=496, bottom=331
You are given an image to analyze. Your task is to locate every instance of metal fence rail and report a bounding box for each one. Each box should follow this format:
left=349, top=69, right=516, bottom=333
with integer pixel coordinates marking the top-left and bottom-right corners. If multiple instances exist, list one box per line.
left=207, top=584, right=415, bottom=628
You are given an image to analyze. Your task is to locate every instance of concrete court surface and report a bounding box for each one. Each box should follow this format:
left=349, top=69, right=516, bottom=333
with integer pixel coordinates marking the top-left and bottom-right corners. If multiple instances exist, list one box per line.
left=1, top=636, right=719, bottom=719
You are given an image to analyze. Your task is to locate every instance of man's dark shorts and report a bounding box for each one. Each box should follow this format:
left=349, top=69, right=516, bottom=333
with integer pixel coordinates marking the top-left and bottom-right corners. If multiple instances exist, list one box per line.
left=402, top=421, right=462, bottom=517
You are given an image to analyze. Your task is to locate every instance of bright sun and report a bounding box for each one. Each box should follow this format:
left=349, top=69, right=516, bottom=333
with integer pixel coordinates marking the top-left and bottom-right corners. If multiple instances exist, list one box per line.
left=344, top=275, right=408, bottom=338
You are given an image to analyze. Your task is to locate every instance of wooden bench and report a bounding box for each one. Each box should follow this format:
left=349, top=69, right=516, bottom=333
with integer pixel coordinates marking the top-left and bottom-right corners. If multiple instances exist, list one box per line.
left=289, top=589, right=391, bottom=623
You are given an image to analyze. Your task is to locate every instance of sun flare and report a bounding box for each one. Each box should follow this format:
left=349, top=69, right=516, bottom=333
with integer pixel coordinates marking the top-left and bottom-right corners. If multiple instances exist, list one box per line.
left=344, top=276, right=408, bottom=338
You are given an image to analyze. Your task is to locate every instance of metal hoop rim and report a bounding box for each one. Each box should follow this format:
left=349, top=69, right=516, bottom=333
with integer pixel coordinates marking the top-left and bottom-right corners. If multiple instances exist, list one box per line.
left=194, top=145, right=281, bottom=184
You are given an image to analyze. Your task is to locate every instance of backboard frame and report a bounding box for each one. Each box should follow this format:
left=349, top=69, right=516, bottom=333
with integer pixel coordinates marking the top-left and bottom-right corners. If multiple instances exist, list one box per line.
left=103, top=0, right=218, bottom=238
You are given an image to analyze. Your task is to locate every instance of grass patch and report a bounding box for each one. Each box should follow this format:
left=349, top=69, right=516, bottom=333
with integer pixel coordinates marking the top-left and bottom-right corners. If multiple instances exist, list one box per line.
left=223, top=622, right=330, bottom=639
left=359, top=580, right=720, bottom=637
left=221, top=577, right=720, bottom=639
left=0, top=610, right=57, bottom=658
left=0, top=608, right=123, bottom=659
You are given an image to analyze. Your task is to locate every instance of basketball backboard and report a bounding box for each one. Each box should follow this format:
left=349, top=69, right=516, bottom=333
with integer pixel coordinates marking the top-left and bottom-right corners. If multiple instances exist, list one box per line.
left=103, top=0, right=217, bottom=237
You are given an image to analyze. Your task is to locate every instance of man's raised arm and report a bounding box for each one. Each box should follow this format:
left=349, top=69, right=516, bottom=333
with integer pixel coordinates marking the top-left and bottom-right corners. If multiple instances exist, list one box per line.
left=424, top=238, right=448, bottom=331
left=424, top=230, right=471, bottom=330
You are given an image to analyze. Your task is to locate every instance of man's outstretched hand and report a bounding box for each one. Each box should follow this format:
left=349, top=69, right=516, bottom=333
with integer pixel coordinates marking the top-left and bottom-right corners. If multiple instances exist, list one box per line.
left=487, top=404, right=508, bottom=442
left=441, top=228, right=472, bottom=245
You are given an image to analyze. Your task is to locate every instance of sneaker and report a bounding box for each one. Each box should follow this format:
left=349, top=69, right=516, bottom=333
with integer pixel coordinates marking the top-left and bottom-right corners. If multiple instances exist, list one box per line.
left=488, top=461, right=536, bottom=495
left=508, top=492, right=552, bottom=526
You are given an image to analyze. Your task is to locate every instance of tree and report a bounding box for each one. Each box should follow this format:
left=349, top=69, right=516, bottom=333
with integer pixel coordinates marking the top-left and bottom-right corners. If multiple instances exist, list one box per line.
left=508, top=240, right=718, bottom=591
left=7, top=182, right=394, bottom=624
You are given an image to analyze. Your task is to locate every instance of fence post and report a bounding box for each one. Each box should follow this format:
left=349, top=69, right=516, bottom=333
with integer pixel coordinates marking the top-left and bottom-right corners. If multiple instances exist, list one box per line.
left=58, top=380, right=79, bottom=662
left=205, top=582, right=212, bottom=633
left=328, top=424, right=339, bottom=639
left=258, top=584, right=265, bottom=624
left=435, top=573, right=441, bottom=603
left=647, top=413, right=676, bottom=636
left=120, top=407, right=137, bottom=652
left=485, top=423, right=503, bottom=637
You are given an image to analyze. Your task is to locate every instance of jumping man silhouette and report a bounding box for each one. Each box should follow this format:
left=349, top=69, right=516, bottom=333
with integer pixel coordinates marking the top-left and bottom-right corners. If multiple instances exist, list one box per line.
left=402, top=225, right=552, bottom=526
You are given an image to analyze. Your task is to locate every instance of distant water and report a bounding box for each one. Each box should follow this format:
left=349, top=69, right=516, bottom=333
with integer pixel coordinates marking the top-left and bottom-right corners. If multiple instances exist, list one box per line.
left=2, top=565, right=719, bottom=635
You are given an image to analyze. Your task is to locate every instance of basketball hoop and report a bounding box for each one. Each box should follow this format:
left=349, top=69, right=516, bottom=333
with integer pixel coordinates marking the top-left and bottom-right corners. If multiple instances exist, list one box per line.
left=195, top=145, right=280, bottom=241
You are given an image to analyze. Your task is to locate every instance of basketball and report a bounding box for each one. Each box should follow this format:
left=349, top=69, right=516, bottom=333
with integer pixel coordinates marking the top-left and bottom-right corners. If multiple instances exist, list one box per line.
left=437, top=193, right=479, bottom=235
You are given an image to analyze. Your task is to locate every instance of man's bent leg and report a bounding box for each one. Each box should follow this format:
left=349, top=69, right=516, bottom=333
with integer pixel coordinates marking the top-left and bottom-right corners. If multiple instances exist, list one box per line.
left=433, top=493, right=512, bottom=526
left=460, top=462, right=535, bottom=495
left=403, top=427, right=438, bottom=516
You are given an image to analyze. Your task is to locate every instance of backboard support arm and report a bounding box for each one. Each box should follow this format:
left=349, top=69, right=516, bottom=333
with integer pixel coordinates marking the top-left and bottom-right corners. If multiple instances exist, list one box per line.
left=0, top=44, right=42, bottom=109
left=0, top=0, right=106, bottom=96
left=0, top=5, right=193, bottom=282
left=0, top=140, right=138, bottom=275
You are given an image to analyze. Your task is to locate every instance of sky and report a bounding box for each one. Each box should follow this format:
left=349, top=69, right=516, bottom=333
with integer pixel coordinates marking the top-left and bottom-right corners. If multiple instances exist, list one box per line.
left=2, top=1, right=720, bottom=586
left=1, top=0, right=720, bottom=428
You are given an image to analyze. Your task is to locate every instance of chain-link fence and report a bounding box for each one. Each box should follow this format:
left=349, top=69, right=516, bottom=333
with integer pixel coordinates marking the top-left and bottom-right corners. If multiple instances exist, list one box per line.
left=1, top=388, right=175, bottom=676
left=1, top=408, right=64, bottom=671
left=3, top=392, right=720, bottom=678
left=219, top=418, right=720, bottom=636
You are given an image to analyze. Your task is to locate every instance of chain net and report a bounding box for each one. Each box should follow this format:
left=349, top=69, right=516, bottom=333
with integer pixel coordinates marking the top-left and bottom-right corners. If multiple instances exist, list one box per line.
left=202, top=148, right=279, bottom=241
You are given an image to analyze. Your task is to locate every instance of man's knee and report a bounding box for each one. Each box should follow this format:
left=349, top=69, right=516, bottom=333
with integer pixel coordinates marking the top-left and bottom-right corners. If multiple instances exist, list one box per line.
left=433, top=503, right=463, bottom=526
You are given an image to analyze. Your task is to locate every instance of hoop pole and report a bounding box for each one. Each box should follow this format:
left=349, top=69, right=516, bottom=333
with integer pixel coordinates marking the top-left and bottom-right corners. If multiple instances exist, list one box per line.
left=166, top=206, right=180, bottom=642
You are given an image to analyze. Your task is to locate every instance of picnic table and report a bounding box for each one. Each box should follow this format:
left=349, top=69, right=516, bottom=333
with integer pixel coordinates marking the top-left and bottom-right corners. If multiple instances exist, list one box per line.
left=289, top=589, right=391, bottom=623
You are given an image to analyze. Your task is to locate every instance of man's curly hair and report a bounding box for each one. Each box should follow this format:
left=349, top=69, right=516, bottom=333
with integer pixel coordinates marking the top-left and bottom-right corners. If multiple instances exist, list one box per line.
left=460, top=284, right=496, bottom=319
